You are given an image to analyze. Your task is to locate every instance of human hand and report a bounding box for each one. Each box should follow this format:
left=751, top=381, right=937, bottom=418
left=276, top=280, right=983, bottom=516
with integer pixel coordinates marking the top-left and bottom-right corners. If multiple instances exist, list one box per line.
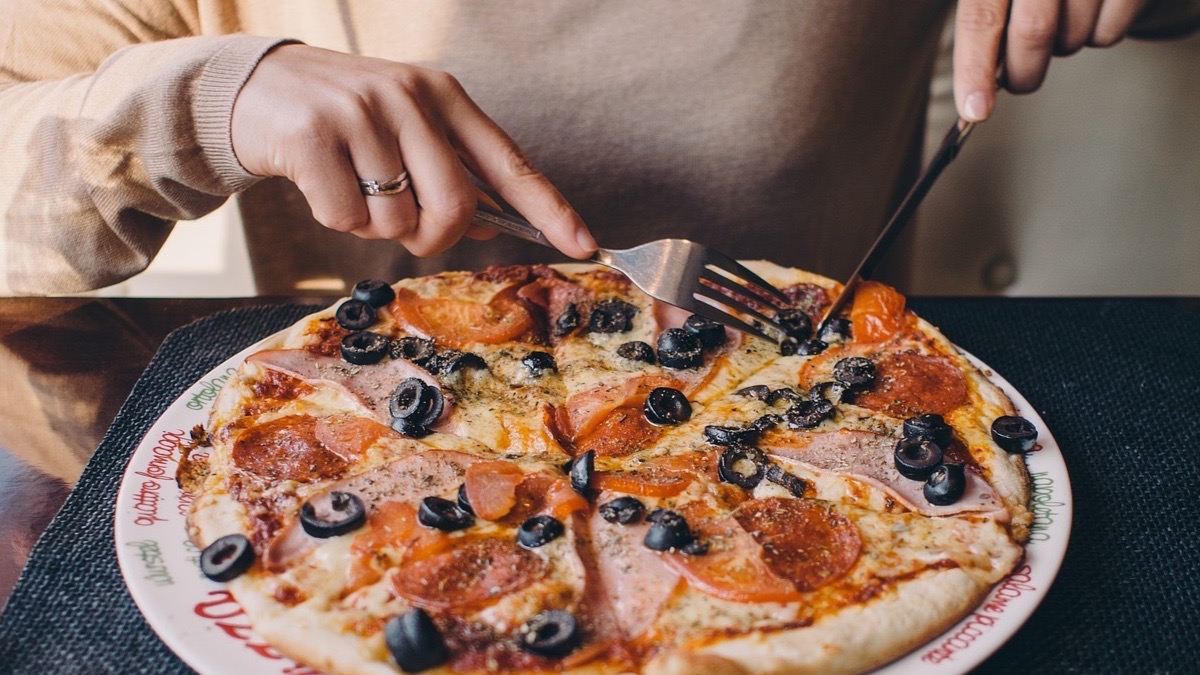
left=231, top=44, right=597, bottom=258
left=953, top=0, right=1149, bottom=121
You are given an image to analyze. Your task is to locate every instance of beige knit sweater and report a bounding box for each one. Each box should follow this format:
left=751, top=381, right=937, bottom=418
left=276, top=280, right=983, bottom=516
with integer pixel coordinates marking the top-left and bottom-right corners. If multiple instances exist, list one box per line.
left=1, top=1, right=1194, bottom=295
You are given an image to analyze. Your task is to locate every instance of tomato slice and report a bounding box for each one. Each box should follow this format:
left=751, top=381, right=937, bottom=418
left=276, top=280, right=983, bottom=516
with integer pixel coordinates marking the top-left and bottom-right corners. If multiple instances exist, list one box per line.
left=502, top=473, right=588, bottom=524
left=564, top=374, right=680, bottom=440
left=850, top=281, right=906, bottom=343
left=593, top=468, right=692, bottom=498
left=575, top=406, right=662, bottom=458
left=392, top=537, right=546, bottom=609
left=463, top=461, right=526, bottom=521
left=314, top=415, right=394, bottom=461
left=347, top=501, right=450, bottom=591
left=389, top=287, right=533, bottom=348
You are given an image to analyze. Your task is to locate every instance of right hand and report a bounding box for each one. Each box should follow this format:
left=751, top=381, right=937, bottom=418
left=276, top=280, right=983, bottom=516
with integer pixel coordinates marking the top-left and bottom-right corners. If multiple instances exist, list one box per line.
left=231, top=44, right=597, bottom=258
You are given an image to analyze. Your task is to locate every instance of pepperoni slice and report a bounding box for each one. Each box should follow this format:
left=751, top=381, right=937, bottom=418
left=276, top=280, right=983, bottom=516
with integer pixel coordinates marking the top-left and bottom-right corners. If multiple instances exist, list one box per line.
left=782, top=282, right=832, bottom=324
left=575, top=407, right=662, bottom=458
left=233, top=414, right=375, bottom=482
left=852, top=352, right=969, bottom=418
left=565, top=375, right=680, bottom=440
left=850, top=281, right=906, bottom=344
left=391, top=537, right=546, bottom=609
left=733, top=498, right=861, bottom=592
left=347, top=501, right=450, bottom=591
left=389, top=286, right=534, bottom=348
left=463, top=461, right=526, bottom=520
left=503, top=473, right=588, bottom=524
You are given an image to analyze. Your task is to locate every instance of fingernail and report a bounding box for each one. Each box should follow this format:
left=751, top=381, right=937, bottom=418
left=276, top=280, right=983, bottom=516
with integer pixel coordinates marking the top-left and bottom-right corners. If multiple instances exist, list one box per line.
left=576, top=229, right=598, bottom=254
left=964, top=92, right=989, bottom=122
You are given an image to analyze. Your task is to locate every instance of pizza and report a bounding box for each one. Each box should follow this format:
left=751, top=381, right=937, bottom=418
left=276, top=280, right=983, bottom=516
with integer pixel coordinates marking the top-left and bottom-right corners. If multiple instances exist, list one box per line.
left=180, top=261, right=1035, bottom=674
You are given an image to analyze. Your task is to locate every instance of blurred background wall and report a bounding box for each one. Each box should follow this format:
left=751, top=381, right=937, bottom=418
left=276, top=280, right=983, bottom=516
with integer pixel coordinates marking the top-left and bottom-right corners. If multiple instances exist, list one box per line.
left=102, top=28, right=1200, bottom=298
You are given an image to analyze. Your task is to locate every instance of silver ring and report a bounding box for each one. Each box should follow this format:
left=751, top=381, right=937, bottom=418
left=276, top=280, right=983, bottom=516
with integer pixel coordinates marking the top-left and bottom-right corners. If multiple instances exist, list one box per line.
left=358, top=171, right=410, bottom=196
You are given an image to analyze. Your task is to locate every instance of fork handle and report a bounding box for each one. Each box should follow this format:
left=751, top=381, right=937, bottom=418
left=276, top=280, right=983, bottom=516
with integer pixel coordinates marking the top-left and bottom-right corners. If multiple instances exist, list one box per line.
left=473, top=202, right=554, bottom=248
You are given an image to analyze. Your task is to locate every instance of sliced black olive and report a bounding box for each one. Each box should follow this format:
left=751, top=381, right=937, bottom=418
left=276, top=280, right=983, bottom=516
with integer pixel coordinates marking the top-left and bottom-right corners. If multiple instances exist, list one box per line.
left=765, top=464, right=809, bottom=497
left=598, top=496, right=645, bottom=525
left=656, top=328, right=703, bottom=369
left=588, top=298, right=639, bottom=333
left=775, top=309, right=813, bottom=340
left=391, top=416, right=430, bottom=439
left=751, top=414, right=783, bottom=434
left=643, top=387, right=692, bottom=425
left=785, top=398, right=835, bottom=429
left=335, top=299, right=376, bottom=331
left=818, top=317, right=852, bottom=344
left=200, top=534, right=255, bottom=582
left=795, top=338, right=828, bottom=355
left=735, top=384, right=772, bottom=401
left=894, top=437, right=945, bottom=481
left=553, top=303, right=581, bottom=337
left=569, top=450, right=594, bottom=496
left=991, top=415, right=1039, bottom=453
left=417, top=496, right=474, bottom=531
left=768, top=387, right=804, bottom=406
left=426, top=349, right=487, bottom=376
left=616, top=340, right=656, bottom=364
left=717, top=445, right=769, bottom=489
left=683, top=314, right=727, bottom=349
left=389, top=336, right=435, bottom=365
left=703, top=424, right=759, bottom=447
left=341, top=331, right=390, bottom=365
left=643, top=509, right=694, bottom=551
left=779, top=337, right=801, bottom=356
left=924, top=463, right=967, bottom=505
left=456, top=483, right=474, bottom=516
left=388, top=378, right=443, bottom=427
left=351, top=279, right=396, bottom=308
left=521, top=350, right=557, bottom=376
left=832, top=357, right=876, bottom=390
left=518, top=609, right=581, bottom=658
left=680, top=539, right=709, bottom=556
left=518, top=514, right=565, bottom=549
left=904, top=413, right=953, bottom=447
left=300, top=491, right=367, bottom=539
left=809, top=381, right=849, bottom=406
left=385, top=608, right=450, bottom=672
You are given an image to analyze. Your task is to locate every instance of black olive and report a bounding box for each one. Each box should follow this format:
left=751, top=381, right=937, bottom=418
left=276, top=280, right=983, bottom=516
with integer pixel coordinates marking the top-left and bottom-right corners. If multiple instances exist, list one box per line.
left=553, top=303, right=581, bottom=337
left=894, top=437, right=945, bottom=481
left=643, top=387, right=692, bottom=425
left=785, top=398, right=835, bottom=429
left=775, top=309, right=813, bottom=340
left=299, top=491, right=367, bottom=539
left=765, top=464, right=809, bottom=497
left=751, top=414, right=783, bottom=433
left=735, top=384, right=772, bottom=401
left=616, top=341, right=656, bottom=364
left=351, top=279, right=396, bottom=308
left=924, top=463, right=967, bottom=505
left=391, top=416, right=430, bottom=439
left=385, top=608, right=450, bottom=672
left=388, top=378, right=444, bottom=427
left=656, top=328, right=703, bottom=369
left=680, top=539, right=709, bottom=556
left=991, top=415, right=1039, bottom=453
left=389, top=336, right=435, bottom=365
left=417, top=496, right=474, bottom=531
left=456, top=483, right=474, bottom=515
left=598, top=496, right=645, bottom=525
left=341, top=331, right=390, bottom=365
left=426, top=349, right=487, bottom=376
left=518, top=610, right=581, bottom=657
left=703, top=424, right=759, bottom=447
left=569, top=450, right=594, bottom=496
left=588, top=298, right=639, bottom=333
left=795, top=338, right=828, bottom=355
left=779, top=337, right=801, bottom=356
left=683, top=314, right=727, bottom=349
left=522, top=351, right=557, bottom=376
left=832, top=357, right=876, bottom=390
left=335, top=299, right=376, bottom=331
left=904, top=413, right=953, bottom=447
left=517, top=514, right=565, bottom=549
left=818, top=317, right=852, bottom=344
left=200, top=534, right=255, bottom=582
left=768, top=387, right=804, bottom=406
left=643, top=509, right=694, bottom=551
left=809, top=381, right=849, bottom=406
left=717, top=445, right=769, bottom=489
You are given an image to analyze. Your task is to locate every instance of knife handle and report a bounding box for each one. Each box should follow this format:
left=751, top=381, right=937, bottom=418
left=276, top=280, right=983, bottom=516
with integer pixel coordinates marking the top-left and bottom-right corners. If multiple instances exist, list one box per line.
left=472, top=199, right=553, bottom=248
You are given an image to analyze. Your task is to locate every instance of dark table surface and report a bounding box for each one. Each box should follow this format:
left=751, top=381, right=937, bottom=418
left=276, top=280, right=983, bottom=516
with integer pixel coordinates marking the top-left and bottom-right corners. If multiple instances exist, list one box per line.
left=2, top=295, right=1199, bottom=674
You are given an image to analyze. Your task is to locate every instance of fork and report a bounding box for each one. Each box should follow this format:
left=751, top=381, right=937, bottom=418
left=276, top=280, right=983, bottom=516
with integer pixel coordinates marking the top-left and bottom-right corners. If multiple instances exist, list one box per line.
left=472, top=203, right=792, bottom=342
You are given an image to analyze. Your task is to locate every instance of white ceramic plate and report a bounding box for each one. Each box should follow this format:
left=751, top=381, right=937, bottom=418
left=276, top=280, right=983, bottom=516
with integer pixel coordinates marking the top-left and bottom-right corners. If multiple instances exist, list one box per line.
left=115, top=339, right=1071, bottom=675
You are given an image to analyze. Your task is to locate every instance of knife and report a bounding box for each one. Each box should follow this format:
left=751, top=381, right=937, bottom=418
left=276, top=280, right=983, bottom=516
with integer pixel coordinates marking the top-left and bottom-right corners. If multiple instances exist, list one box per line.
left=815, top=117, right=977, bottom=336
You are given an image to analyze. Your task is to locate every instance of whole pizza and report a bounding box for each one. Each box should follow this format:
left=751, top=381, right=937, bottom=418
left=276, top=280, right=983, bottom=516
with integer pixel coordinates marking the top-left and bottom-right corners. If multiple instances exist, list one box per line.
left=181, top=261, right=1035, bottom=674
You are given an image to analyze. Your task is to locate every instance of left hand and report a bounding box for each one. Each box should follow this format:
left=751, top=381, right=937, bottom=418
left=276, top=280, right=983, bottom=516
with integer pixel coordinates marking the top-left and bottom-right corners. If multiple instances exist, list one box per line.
left=953, top=0, right=1149, bottom=121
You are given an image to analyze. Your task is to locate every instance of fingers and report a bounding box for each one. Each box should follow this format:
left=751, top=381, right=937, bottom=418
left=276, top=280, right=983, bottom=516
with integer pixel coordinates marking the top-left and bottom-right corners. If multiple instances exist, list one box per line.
left=1003, top=0, right=1060, bottom=93
left=1057, top=0, right=1102, bottom=54
left=1092, top=0, right=1146, bottom=46
left=954, top=0, right=1010, bottom=121
left=345, top=118, right=420, bottom=241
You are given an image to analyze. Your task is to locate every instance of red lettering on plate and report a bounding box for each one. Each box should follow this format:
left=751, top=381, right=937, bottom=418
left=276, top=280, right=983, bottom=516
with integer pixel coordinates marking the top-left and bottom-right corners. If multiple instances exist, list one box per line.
left=132, top=480, right=166, bottom=527
left=920, top=565, right=1035, bottom=664
left=135, top=429, right=185, bottom=482
left=191, top=591, right=315, bottom=669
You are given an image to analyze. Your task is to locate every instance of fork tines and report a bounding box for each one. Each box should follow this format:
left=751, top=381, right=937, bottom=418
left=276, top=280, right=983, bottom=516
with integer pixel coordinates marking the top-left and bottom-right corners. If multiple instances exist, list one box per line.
left=689, top=253, right=793, bottom=343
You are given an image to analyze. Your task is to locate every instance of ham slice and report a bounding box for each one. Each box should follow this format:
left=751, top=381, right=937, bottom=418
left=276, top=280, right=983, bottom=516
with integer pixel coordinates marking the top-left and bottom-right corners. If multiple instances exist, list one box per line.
left=588, top=504, right=681, bottom=640
left=761, top=430, right=1005, bottom=518
left=247, top=349, right=450, bottom=428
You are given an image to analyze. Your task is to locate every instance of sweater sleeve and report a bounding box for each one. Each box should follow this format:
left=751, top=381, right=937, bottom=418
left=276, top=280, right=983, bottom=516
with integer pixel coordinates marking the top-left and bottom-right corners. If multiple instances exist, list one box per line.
left=0, top=9, right=294, bottom=294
